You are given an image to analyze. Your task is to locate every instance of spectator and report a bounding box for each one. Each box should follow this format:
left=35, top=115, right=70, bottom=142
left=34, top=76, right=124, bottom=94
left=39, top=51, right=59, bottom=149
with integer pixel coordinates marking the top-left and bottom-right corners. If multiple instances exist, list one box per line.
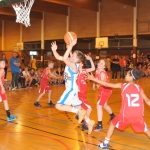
left=147, top=65, right=150, bottom=76
left=106, top=57, right=111, bottom=71
left=85, top=52, right=94, bottom=68
left=30, top=68, right=37, bottom=85
left=10, top=52, right=20, bottom=90
left=119, top=56, right=126, bottom=79
left=31, top=57, right=37, bottom=70
left=22, top=67, right=32, bottom=87
left=111, top=55, right=120, bottom=80
left=18, top=68, right=26, bottom=88
left=2, top=54, right=8, bottom=79
left=147, top=52, right=150, bottom=60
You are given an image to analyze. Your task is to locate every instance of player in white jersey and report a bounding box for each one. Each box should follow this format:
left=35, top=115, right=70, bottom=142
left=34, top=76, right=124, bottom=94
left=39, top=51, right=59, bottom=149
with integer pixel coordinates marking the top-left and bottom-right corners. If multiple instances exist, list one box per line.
left=51, top=41, right=95, bottom=134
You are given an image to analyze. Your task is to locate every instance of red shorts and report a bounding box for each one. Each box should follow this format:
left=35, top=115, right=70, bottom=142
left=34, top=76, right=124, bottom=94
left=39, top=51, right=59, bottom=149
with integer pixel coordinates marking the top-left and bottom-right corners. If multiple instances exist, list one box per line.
left=0, top=87, right=7, bottom=101
left=97, top=86, right=112, bottom=106
left=39, top=80, right=52, bottom=93
left=78, top=92, right=91, bottom=110
left=112, top=114, right=148, bottom=133
left=0, top=93, right=7, bottom=101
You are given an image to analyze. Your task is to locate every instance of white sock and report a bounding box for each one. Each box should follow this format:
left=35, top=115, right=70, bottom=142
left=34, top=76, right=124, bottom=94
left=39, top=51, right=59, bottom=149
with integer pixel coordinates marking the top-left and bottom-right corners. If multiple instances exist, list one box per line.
left=85, top=118, right=90, bottom=124
left=71, top=107, right=79, bottom=113
left=99, top=137, right=110, bottom=148
left=104, top=137, right=110, bottom=144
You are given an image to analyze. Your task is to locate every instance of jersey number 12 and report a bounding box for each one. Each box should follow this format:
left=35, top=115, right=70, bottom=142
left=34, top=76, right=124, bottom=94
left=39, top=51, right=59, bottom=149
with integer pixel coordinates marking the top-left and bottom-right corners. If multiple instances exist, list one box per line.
left=126, top=94, right=140, bottom=107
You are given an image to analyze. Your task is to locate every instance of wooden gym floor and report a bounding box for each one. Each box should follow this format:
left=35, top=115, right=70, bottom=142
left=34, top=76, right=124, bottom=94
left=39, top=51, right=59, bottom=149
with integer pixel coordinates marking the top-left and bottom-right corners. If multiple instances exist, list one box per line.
left=0, top=72, right=150, bottom=150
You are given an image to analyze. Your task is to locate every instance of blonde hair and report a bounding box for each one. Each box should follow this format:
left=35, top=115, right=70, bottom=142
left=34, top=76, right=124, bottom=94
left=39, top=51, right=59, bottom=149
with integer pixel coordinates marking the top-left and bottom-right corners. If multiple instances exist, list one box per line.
left=48, top=61, right=54, bottom=65
left=74, top=50, right=84, bottom=63
left=98, top=59, right=107, bottom=67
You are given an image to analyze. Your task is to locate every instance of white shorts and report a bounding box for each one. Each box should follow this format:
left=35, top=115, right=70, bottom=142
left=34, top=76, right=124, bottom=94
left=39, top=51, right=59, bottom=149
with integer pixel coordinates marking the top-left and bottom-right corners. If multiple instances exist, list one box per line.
left=57, top=89, right=82, bottom=106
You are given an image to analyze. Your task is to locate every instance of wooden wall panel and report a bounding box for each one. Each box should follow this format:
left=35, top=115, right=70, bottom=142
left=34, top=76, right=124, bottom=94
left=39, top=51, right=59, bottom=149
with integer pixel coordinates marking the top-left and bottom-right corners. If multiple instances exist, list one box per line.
left=138, top=39, right=150, bottom=48
left=100, top=0, right=133, bottom=36
left=4, top=21, right=20, bottom=50
left=70, top=7, right=97, bottom=38
left=138, top=0, right=150, bottom=21
left=44, top=12, right=66, bottom=40
left=23, top=18, right=41, bottom=42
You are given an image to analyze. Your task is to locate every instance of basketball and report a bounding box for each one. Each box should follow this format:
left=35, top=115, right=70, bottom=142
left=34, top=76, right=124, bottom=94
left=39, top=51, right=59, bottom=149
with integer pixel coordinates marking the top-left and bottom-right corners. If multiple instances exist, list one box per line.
left=64, top=32, right=77, bottom=45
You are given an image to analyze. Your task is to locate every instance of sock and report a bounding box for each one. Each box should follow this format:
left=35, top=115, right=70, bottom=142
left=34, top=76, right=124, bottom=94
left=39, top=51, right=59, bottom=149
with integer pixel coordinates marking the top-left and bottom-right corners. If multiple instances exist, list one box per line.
left=98, top=121, right=102, bottom=125
left=104, top=137, right=110, bottom=144
left=6, top=110, right=10, bottom=118
left=99, top=137, right=110, bottom=148
left=71, top=107, right=79, bottom=113
left=110, top=113, right=115, bottom=117
left=85, top=118, right=90, bottom=124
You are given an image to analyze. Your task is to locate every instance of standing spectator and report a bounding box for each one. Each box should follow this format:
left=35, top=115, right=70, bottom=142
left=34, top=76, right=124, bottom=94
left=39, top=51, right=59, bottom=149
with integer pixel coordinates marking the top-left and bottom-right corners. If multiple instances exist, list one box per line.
left=119, top=56, right=126, bottom=79
left=106, top=57, right=111, bottom=71
left=85, top=52, right=94, bottom=68
left=2, top=54, right=8, bottom=79
left=111, top=55, right=120, bottom=80
left=10, top=52, right=20, bottom=90
left=31, top=57, right=37, bottom=70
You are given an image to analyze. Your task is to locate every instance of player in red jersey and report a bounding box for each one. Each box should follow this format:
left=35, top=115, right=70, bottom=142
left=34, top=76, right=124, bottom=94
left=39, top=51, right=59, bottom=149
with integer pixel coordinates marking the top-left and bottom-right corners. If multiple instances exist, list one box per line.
left=34, top=61, right=57, bottom=107
left=76, top=54, right=95, bottom=130
left=88, top=69, right=150, bottom=149
left=94, top=59, right=115, bottom=131
left=0, top=58, right=18, bottom=121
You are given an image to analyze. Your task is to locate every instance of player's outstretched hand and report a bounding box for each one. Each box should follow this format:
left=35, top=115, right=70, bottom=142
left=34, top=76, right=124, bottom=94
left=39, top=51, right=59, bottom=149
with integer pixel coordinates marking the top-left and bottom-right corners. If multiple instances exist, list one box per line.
left=85, top=54, right=91, bottom=60
left=51, top=41, right=57, bottom=51
left=87, top=73, right=95, bottom=81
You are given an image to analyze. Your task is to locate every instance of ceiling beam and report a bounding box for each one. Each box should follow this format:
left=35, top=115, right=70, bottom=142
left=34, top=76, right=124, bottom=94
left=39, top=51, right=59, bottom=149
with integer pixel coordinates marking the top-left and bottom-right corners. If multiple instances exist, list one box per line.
left=32, top=1, right=68, bottom=15
left=0, top=7, right=43, bottom=19
left=111, top=0, right=135, bottom=7
left=42, top=0, right=98, bottom=11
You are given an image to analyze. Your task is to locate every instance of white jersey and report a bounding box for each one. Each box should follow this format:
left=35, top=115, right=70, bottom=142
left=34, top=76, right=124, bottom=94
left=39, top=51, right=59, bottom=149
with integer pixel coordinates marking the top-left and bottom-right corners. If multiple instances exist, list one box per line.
left=64, top=64, right=79, bottom=90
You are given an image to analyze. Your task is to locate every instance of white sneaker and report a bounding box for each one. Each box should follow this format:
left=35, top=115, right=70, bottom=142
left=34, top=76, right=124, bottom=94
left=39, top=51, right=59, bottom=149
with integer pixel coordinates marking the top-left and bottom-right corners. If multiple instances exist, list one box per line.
left=12, top=87, right=16, bottom=91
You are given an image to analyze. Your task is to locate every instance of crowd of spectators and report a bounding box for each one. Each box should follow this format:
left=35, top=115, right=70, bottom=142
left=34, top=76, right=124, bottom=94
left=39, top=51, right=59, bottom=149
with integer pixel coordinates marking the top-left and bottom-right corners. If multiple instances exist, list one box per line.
left=2, top=51, right=150, bottom=91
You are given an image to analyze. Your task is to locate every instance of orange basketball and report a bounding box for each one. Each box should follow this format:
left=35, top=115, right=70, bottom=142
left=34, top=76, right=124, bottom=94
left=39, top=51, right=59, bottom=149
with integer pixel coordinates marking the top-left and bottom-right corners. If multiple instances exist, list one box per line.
left=64, top=32, right=77, bottom=45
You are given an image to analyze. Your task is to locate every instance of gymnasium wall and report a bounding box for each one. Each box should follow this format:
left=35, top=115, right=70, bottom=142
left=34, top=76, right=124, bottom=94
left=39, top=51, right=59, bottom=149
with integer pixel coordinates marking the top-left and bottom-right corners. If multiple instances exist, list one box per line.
left=44, top=12, right=66, bottom=40
left=23, top=18, right=41, bottom=42
left=4, top=21, right=20, bottom=50
left=0, top=0, right=150, bottom=60
left=70, top=7, right=97, bottom=38
left=100, top=0, right=133, bottom=36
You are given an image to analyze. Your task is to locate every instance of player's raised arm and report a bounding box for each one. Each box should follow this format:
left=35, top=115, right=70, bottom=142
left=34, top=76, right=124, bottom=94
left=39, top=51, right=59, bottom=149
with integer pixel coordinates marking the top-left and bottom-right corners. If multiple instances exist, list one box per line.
left=87, top=73, right=121, bottom=88
left=140, top=89, right=150, bottom=106
left=51, top=41, right=63, bottom=61
left=62, top=40, right=77, bottom=72
left=85, top=54, right=95, bottom=73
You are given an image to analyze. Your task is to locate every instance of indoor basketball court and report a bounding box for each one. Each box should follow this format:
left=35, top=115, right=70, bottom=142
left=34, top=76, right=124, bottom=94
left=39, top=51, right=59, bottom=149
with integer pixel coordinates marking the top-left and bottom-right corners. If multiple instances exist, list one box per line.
left=0, top=0, right=149, bottom=150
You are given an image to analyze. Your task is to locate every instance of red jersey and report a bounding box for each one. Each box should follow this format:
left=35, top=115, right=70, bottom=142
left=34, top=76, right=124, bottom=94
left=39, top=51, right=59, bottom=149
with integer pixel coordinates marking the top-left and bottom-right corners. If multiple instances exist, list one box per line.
left=41, top=68, right=49, bottom=81
left=120, top=83, right=144, bottom=119
left=76, top=69, right=87, bottom=93
left=95, top=69, right=111, bottom=90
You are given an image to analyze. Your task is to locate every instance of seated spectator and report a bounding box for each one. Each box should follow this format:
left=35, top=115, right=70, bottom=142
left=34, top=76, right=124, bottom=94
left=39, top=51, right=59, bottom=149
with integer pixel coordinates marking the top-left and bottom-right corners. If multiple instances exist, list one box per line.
left=56, top=67, right=64, bottom=84
left=128, top=62, right=133, bottom=70
left=142, top=64, right=149, bottom=77
left=34, top=69, right=42, bottom=86
left=147, top=65, right=150, bottom=76
left=137, top=64, right=142, bottom=70
left=22, top=67, right=32, bottom=87
left=49, top=69, right=58, bottom=85
left=18, top=68, right=26, bottom=88
left=30, top=68, right=37, bottom=85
